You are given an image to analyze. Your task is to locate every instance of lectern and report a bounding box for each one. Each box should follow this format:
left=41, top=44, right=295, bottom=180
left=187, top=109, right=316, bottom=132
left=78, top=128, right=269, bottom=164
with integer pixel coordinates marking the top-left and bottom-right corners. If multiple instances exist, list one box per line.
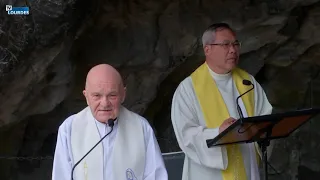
left=206, top=108, right=320, bottom=180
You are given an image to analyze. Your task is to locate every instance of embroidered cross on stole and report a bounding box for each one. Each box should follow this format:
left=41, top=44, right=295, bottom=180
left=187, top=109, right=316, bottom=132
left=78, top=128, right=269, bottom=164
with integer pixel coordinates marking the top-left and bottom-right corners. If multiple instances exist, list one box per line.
left=84, top=161, right=88, bottom=180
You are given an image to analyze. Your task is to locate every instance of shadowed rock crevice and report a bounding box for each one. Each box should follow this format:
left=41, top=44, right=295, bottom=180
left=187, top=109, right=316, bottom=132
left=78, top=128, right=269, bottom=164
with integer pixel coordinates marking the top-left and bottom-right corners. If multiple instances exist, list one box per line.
left=144, top=46, right=204, bottom=153
left=278, top=4, right=309, bottom=37
left=298, top=165, right=320, bottom=180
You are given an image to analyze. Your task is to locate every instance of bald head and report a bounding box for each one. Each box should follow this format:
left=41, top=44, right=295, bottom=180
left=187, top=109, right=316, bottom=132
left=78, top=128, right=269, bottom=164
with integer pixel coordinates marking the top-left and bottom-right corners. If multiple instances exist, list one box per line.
left=83, top=64, right=126, bottom=123
left=85, top=64, right=124, bottom=90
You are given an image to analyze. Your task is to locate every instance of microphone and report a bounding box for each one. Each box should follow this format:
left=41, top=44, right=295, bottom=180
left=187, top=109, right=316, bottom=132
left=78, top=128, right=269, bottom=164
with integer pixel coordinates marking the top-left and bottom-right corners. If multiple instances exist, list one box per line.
left=71, top=118, right=115, bottom=180
left=236, top=80, right=254, bottom=121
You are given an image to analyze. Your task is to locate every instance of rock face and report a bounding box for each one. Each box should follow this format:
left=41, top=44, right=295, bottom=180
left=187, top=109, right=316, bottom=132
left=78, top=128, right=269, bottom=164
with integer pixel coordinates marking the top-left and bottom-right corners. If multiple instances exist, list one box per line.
left=1, top=0, right=320, bottom=179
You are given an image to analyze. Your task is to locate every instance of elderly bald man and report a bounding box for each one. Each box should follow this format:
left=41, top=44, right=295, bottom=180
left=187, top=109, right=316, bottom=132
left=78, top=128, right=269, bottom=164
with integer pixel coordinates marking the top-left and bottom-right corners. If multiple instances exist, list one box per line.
left=52, top=64, right=168, bottom=180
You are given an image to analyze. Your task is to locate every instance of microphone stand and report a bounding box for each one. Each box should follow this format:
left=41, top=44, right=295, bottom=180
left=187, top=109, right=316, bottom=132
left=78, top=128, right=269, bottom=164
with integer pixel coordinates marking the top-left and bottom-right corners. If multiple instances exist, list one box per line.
left=236, top=80, right=255, bottom=124
left=71, top=119, right=115, bottom=180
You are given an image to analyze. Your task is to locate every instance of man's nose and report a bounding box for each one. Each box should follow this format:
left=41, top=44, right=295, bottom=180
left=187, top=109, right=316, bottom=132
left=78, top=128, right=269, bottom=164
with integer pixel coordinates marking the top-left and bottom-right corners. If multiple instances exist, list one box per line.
left=228, top=44, right=237, bottom=53
left=100, top=96, right=111, bottom=107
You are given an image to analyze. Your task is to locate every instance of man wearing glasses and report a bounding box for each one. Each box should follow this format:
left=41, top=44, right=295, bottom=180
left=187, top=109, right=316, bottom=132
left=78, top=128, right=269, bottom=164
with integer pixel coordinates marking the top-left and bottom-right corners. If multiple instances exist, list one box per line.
left=171, top=23, right=273, bottom=180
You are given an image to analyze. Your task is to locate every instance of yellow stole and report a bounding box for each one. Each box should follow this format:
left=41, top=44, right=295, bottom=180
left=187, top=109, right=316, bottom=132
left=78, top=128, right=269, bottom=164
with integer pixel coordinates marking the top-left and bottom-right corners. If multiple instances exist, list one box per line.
left=191, top=63, right=255, bottom=180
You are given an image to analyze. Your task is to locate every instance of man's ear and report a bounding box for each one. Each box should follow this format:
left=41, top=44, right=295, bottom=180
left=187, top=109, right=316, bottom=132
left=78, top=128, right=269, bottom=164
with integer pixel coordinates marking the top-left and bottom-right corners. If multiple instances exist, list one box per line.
left=83, top=90, right=89, bottom=105
left=204, top=45, right=210, bottom=56
left=121, top=87, right=126, bottom=103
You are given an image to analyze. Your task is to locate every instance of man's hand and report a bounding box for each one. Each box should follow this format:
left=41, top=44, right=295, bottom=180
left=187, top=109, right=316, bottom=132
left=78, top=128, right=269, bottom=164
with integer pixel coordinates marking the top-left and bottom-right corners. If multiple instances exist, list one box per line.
left=219, top=117, right=236, bottom=133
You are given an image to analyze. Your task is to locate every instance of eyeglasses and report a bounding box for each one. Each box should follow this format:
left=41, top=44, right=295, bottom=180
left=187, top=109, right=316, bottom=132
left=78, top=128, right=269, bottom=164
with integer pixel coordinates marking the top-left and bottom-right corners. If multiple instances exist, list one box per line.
left=208, top=41, right=241, bottom=49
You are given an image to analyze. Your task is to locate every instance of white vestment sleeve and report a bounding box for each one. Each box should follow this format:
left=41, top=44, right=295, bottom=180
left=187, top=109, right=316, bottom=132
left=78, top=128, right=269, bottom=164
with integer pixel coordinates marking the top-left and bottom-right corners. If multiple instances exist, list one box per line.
left=171, top=82, right=228, bottom=170
left=251, top=76, right=273, bottom=117
left=52, top=118, right=73, bottom=180
left=141, top=118, right=168, bottom=180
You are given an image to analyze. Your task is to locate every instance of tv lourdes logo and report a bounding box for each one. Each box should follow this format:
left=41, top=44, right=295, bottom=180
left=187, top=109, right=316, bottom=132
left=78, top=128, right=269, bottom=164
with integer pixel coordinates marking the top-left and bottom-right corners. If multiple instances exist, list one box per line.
left=126, top=168, right=137, bottom=180
left=5, top=5, right=29, bottom=15
left=6, top=5, right=12, bottom=11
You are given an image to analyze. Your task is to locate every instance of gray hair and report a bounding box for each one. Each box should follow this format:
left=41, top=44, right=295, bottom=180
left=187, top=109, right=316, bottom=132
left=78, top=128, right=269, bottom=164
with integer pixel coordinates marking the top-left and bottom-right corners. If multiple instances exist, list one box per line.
left=201, top=23, right=235, bottom=47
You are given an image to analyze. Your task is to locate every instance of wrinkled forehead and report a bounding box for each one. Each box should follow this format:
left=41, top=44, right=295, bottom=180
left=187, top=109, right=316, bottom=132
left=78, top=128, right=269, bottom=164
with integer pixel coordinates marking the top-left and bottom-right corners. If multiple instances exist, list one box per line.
left=86, top=80, right=121, bottom=91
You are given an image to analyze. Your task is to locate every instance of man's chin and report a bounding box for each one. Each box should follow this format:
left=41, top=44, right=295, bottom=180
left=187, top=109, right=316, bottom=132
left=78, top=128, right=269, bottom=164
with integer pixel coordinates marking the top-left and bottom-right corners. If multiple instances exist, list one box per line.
left=96, top=112, right=115, bottom=122
left=227, top=62, right=237, bottom=70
